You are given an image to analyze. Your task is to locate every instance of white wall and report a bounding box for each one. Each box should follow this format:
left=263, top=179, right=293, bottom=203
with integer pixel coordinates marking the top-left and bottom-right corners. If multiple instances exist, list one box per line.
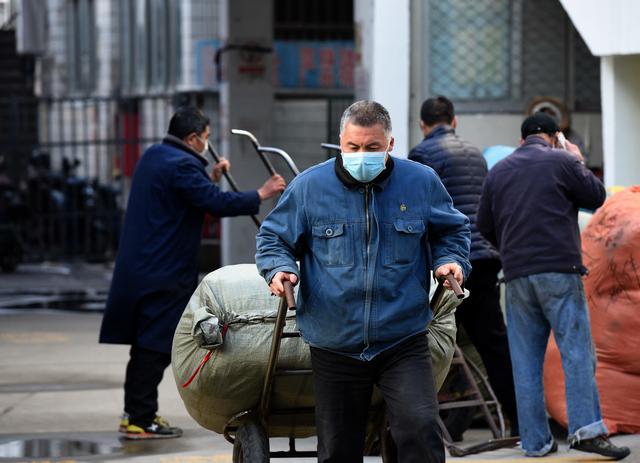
left=272, top=99, right=330, bottom=174
left=601, top=55, right=640, bottom=188
left=437, top=113, right=604, bottom=167
left=219, top=0, right=274, bottom=265
left=355, top=0, right=411, bottom=157
left=560, top=0, right=640, bottom=56
left=561, top=0, right=640, bottom=187
left=448, top=115, right=521, bottom=153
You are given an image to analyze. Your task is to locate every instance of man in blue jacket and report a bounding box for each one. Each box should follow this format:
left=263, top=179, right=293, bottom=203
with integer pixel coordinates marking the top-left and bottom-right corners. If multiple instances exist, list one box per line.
left=477, top=112, right=630, bottom=460
left=409, top=96, right=518, bottom=437
left=100, top=107, right=285, bottom=439
left=256, top=100, right=471, bottom=462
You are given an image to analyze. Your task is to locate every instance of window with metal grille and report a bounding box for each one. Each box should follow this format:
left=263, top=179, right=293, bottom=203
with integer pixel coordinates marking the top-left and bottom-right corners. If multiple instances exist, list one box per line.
left=119, top=0, right=181, bottom=94
left=426, top=0, right=600, bottom=112
left=430, top=0, right=511, bottom=100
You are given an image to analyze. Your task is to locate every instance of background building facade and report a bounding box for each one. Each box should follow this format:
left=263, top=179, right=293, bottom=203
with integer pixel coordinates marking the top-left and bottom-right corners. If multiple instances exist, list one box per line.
left=5, top=0, right=633, bottom=268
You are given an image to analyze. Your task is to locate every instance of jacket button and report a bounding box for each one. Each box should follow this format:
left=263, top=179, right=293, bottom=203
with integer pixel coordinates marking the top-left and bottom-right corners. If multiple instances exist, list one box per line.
left=325, top=228, right=334, bottom=237
left=407, top=225, right=413, bottom=232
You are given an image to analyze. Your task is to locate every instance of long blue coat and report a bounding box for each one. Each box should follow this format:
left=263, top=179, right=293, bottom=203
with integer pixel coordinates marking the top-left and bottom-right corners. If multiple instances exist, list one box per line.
left=99, top=136, right=260, bottom=353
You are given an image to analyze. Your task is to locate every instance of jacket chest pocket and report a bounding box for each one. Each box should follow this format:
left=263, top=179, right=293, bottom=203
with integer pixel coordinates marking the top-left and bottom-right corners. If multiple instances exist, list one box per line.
left=311, top=223, right=354, bottom=267
left=385, top=219, right=426, bottom=265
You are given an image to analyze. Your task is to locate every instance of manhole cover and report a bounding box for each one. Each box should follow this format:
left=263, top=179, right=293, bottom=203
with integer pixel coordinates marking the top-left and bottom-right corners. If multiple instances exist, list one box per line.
left=0, top=439, right=120, bottom=458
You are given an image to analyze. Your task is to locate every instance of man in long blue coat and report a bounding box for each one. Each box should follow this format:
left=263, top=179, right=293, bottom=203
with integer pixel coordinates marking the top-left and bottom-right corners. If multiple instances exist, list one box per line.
left=99, top=107, right=285, bottom=439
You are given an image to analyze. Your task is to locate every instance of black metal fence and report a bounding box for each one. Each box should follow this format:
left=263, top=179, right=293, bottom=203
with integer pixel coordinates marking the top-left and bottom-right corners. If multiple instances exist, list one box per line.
left=0, top=92, right=351, bottom=268
left=0, top=94, right=186, bottom=266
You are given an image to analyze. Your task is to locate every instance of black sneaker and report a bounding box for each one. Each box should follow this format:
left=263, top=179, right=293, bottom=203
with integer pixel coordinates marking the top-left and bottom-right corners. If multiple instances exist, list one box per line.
left=571, top=436, right=631, bottom=460
left=123, top=420, right=183, bottom=440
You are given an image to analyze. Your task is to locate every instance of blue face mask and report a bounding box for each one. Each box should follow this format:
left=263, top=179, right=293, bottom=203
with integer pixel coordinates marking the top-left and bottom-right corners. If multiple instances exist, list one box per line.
left=341, top=151, right=387, bottom=183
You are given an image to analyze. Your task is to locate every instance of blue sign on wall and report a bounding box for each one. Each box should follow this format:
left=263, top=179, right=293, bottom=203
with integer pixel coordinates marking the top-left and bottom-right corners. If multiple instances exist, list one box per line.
left=274, top=41, right=355, bottom=89
left=195, top=39, right=355, bottom=90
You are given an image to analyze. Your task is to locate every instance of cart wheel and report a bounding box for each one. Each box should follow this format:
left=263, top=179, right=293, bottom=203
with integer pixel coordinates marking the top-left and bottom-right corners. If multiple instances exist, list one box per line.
left=232, top=421, right=269, bottom=463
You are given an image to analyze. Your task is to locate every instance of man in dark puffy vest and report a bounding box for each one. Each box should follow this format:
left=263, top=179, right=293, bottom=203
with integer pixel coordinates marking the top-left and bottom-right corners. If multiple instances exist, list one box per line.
left=409, top=96, right=518, bottom=437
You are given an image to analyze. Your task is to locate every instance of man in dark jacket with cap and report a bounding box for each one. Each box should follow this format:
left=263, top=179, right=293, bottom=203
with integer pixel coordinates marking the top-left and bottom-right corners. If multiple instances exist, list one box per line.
left=477, top=112, right=630, bottom=460
left=409, top=96, right=518, bottom=437
left=100, top=106, right=285, bottom=439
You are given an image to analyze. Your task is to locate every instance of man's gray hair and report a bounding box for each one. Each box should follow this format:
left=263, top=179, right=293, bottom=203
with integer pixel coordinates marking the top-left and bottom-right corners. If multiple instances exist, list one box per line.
left=339, top=100, right=392, bottom=138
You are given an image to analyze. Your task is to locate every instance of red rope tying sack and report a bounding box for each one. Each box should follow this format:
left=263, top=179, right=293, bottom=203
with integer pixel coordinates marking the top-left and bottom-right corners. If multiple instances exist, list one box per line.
left=181, top=323, right=228, bottom=388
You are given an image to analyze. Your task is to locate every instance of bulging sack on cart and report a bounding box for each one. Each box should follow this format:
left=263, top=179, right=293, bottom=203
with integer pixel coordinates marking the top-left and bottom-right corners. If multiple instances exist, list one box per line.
left=172, top=264, right=461, bottom=436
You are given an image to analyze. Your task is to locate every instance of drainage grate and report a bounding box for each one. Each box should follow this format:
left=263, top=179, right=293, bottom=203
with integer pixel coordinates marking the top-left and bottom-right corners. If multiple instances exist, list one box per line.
left=0, top=439, right=120, bottom=458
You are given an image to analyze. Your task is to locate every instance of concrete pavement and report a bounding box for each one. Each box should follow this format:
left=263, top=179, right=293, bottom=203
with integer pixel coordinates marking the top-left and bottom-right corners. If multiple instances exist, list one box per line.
left=0, top=260, right=637, bottom=462
left=0, top=263, right=111, bottom=312
left=1, top=309, right=637, bottom=462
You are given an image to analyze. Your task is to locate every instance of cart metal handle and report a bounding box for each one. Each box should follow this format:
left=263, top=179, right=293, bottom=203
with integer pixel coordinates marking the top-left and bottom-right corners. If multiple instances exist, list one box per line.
left=321, top=142, right=341, bottom=152
left=430, top=274, right=464, bottom=312
left=232, top=129, right=278, bottom=176
left=206, top=143, right=261, bottom=228
left=259, top=280, right=295, bottom=418
left=232, top=129, right=301, bottom=177
left=259, top=147, right=301, bottom=176
left=283, top=280, right=296, bottom=311
left=445, top=274, right=465, bottom=299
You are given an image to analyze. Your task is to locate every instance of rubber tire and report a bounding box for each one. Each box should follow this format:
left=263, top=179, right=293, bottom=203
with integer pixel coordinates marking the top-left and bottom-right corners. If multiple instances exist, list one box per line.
left=232, top=422, right=269, bottom=463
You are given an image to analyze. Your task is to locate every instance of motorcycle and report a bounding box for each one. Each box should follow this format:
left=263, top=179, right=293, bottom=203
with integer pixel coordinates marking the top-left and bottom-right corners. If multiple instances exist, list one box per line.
left=1, top=151, right=121, bottom=268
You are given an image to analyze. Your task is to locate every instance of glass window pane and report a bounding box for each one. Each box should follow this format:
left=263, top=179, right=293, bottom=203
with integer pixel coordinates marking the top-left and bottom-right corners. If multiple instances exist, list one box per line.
left=429, top=0, right=511, bottom=100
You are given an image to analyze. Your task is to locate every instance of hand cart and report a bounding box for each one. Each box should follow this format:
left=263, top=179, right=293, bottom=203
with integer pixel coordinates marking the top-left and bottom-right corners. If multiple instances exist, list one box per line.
left=218, top=132, right=518, bottom=460
left=223, top=278, right=466, bottom=462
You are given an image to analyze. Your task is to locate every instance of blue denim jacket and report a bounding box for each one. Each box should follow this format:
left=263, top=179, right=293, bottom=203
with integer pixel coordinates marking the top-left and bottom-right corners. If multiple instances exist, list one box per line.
left=256, top=157, right=471, bottom=360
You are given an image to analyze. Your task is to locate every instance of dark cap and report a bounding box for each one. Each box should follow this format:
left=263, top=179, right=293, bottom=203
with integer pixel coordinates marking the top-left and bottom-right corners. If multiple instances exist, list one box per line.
left=521, top=112, right=560, bottom=139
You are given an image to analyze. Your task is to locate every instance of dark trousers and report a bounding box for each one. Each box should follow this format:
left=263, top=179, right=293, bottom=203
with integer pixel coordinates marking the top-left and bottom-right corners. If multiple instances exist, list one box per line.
left=124, top=345, right=172, bottom=428
left=310, top=334, right=444, bottom=463
left=456, top=258, right=519, bottom=434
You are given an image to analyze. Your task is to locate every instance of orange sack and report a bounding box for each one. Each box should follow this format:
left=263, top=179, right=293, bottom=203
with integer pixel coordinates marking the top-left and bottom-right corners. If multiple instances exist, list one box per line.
left=544, top=186, right=640, bottom=434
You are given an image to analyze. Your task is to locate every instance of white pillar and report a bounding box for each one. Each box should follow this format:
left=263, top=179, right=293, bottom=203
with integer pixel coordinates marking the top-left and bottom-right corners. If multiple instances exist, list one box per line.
left=355, top=0, right=411, bottom=158
left=219, top=0, right=274, bottom=265
left=601, top=54, right=640, bottom=188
